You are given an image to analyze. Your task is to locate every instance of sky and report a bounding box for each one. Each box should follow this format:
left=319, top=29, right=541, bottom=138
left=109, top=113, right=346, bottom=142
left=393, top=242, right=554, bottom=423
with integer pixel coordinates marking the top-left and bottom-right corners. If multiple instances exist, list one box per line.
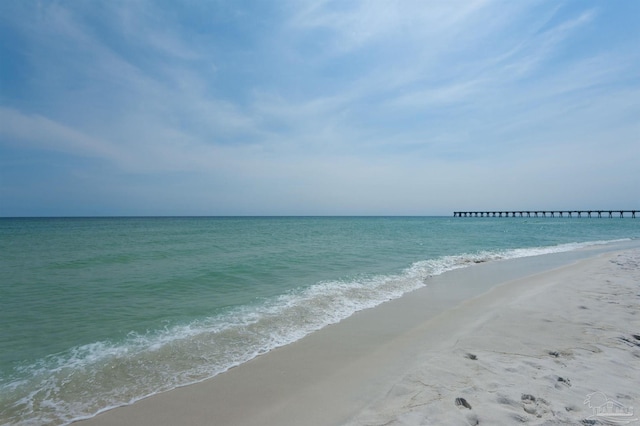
left=0, top=0, right=639, bottom=216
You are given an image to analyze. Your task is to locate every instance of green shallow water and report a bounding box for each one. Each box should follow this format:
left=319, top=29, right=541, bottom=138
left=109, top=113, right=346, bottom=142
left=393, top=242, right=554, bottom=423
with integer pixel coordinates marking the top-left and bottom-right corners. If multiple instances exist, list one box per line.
left=0, top=216, right=638, bottom=425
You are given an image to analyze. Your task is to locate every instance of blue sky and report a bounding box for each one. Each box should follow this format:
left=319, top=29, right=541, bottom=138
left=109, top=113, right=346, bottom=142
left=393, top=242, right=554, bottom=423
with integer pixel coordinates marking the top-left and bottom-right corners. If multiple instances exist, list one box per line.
left=1, top=0, right=638, bottom=216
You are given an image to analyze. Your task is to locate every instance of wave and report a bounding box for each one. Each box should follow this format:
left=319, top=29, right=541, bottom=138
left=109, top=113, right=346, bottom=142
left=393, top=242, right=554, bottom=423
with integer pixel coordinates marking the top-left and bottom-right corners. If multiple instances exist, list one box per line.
left=0, top=238, right=627, bottom=425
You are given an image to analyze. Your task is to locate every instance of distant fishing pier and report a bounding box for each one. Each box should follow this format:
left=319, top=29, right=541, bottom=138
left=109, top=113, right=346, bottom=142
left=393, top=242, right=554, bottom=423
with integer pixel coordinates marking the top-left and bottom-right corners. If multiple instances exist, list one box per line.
left=453, top=210, right=637, bottom=218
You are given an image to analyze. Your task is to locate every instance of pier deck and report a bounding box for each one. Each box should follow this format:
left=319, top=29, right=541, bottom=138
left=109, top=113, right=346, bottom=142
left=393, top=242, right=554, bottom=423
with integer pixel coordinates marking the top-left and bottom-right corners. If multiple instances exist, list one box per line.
left=453, top=210, right=637, bottom=218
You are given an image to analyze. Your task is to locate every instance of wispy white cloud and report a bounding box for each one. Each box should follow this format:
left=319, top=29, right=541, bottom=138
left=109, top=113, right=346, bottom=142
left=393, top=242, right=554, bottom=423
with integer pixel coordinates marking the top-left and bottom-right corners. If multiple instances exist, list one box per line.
left=1, top=0, right=638, bottom=215
left=0, top=107, right=127, bottom=164
left=492, top=9, right=596, bottom=79
left=288, top=0, right=492, bottom=55
left=109, top=1, right=205, bottom=61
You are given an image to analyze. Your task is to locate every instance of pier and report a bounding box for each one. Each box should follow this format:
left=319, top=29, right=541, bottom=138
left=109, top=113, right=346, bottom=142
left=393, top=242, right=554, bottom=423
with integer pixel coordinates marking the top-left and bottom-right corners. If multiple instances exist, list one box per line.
left=453, top=210, right=637, bottom=218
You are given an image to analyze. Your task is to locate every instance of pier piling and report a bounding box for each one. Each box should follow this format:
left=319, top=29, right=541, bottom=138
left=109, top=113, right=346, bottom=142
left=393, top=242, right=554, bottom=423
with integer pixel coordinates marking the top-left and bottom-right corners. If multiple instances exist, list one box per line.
left=453, top=210, right=636, bottom=218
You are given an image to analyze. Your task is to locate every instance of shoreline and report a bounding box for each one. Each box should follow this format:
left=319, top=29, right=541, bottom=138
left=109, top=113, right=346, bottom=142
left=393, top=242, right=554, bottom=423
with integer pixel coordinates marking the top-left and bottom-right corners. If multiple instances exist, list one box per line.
left=77, top=241, right=640, bottom=425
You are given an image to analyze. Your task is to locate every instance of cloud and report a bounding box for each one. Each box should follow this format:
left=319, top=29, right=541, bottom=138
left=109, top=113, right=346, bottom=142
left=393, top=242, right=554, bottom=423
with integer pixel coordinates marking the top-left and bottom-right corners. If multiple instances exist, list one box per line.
left=288, top=0, right=492, bottom=55
left=1, top=0, right=639, bottom=215
left=0, top=107, right=126, bottom=164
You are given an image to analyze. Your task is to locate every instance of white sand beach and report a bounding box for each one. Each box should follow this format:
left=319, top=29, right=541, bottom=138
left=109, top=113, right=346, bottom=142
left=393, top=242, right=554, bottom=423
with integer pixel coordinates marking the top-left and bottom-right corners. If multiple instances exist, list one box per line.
left=77, top=246, right=640, bottom=426
left=350, top=248, right=640, bottom=425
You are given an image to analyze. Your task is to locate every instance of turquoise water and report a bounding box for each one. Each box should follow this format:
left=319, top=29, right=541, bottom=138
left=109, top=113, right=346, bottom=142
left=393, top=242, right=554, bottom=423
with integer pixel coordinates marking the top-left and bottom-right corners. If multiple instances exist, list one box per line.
left=1, top=216, right=638, bottom=425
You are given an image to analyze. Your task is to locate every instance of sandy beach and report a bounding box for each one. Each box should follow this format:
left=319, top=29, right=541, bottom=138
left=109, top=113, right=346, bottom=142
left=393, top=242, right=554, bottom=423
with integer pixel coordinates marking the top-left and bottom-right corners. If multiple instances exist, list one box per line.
left=77, top=245, right=640, bottom=426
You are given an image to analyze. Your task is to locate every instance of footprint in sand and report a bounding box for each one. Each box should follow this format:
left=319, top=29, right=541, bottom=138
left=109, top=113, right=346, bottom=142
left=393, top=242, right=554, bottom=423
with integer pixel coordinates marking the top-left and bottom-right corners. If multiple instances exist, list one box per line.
left=455, top=397, right=472, bottom=409
left=521, top=394, right=550, bottom=418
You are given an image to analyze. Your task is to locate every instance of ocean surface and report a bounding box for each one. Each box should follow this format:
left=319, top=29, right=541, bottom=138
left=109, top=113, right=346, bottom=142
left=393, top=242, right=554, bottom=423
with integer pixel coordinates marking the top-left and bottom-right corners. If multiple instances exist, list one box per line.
left=1, top=216, right=638, bottom=425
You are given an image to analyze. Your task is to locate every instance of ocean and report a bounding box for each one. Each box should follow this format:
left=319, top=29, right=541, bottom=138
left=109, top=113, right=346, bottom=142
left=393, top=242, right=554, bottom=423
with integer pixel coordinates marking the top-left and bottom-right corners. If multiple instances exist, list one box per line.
left=1, top=216, right=638, bottom=425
